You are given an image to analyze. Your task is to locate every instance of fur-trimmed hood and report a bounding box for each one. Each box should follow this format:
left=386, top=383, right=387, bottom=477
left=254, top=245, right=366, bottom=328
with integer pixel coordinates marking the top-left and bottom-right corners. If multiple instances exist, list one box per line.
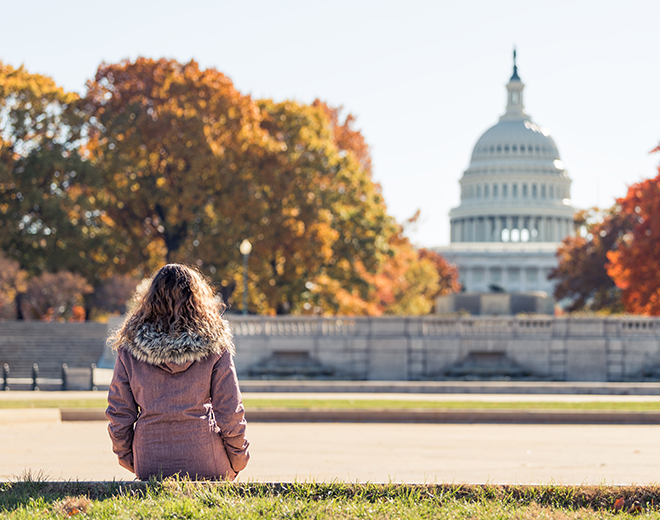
left=120, top=322, right=234, bottom=366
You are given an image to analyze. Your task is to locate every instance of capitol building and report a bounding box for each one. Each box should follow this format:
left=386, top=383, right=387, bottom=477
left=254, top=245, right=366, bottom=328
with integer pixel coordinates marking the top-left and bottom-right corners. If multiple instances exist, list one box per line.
left=435, top=53, right=574, bottom=298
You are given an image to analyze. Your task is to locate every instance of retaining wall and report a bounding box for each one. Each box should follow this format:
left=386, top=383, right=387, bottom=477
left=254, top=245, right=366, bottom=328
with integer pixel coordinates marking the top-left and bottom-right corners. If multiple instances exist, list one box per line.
left=3, top=316, right=660, bottom=382
left=230, top=316, right=660, bottom=382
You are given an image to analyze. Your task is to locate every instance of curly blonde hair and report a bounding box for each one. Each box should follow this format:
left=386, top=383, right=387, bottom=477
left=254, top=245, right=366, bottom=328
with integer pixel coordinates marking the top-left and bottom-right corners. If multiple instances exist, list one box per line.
left=111, top=264, right=232, bottom=353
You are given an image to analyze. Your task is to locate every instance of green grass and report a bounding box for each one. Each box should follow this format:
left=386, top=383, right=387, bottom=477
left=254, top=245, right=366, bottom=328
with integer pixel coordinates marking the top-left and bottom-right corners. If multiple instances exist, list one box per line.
left=3, top=397, right=660, bottom=412
left=1, top=479, right=660, bottom=519
left=242, top=398, right=660, bottom=412
left=0, top=399, right=108, bottom=409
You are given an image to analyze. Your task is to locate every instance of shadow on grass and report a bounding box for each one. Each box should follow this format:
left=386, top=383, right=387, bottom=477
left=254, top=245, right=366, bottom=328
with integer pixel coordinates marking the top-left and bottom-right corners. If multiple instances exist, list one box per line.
left=2, top=476, right=660, bottom=514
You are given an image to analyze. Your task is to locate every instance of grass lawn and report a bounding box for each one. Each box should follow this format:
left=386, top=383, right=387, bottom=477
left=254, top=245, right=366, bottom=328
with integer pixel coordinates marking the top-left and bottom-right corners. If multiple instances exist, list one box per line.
left=1, top=479, right=659, bottom=519
left=3, top=397, right=660, bottom=412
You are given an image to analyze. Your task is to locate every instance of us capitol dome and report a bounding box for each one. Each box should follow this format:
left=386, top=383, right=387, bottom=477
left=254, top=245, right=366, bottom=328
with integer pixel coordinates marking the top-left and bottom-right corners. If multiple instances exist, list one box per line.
left=435, top=52, right=575, bottom=301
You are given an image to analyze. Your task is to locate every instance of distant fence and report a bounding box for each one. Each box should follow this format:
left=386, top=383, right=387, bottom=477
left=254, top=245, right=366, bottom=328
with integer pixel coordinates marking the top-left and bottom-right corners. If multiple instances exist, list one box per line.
left=1, top=362, right=99, bottom=391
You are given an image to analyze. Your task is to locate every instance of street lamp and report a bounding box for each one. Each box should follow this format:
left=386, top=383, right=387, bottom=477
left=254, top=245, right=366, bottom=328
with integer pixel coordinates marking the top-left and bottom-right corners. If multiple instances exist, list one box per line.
left=239, top=239, right=252, bottom=315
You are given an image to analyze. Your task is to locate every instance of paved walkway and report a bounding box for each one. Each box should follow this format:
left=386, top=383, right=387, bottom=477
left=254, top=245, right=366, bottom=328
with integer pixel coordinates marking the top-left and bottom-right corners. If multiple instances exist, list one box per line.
left=1, top=413, right=659, bottom=484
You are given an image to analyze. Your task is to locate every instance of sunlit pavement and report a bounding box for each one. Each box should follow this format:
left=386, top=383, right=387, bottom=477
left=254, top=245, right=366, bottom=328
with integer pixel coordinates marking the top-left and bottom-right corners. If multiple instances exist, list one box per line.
left=1, top=415, right=658, bottom=484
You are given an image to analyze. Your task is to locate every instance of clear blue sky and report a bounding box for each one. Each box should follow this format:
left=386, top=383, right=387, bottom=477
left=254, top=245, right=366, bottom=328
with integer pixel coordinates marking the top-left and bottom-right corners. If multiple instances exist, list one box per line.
left=2, top=0, right=659, bottom=247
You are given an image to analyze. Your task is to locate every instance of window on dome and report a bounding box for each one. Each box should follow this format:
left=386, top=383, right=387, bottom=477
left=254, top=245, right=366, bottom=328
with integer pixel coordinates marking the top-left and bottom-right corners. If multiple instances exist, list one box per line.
left=497, top=145, right=502, bottom=153
left=522, top=184, right=528, bottom=198
left=476, top=185, right=481, bottom=198
left=484, top=184, right=489, bottom=198
left=535, top=146, right=540, bottom=152
left=520, top=144, right=525, bottom=153
left=504, top=145, right=510, bottom=152
left=502, top=184, right=508, bottom=198
left=490, top=146, right=494, bottom=153
left=501, top=229, right=510, bottom=242
left=512, top=184, right=517, bottom=198
left=549, top=185, right=554, bottom=199
left=493, top=184, right=498, bottom=198
left=511, top=229, right=520, bottom=242
left=541, top=185, right=546, bottom=198
left=532, top=184, right=537, bottom=198
left=512, top=145, right=517, bottom=152
left=521, top=229, right=530, bottom=242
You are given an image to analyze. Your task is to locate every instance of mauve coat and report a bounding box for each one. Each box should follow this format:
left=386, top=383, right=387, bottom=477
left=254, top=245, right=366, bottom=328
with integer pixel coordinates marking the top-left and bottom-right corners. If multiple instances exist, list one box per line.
left=106, top=328, right=249, bottom=480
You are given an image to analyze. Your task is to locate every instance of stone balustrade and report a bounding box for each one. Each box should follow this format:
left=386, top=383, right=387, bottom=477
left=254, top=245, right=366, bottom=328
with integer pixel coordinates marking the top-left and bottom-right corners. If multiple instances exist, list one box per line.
left=4, top=316, right=660, bottom=384
left=228, top=315, right=660, bottom=382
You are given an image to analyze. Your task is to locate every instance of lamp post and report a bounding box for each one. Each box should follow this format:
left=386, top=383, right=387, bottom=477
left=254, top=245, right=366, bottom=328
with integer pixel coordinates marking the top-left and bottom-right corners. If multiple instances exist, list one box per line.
left=239, top=239, right=252, bottom=315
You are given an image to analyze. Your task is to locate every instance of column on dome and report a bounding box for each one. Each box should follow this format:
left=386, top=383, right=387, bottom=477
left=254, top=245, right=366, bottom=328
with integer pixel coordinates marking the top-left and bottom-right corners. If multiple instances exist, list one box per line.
left=549, top=217, right=556, bottom=242
left=506, top=216, right=513, bottom=241
left=494, top=216, right=502, bottom=242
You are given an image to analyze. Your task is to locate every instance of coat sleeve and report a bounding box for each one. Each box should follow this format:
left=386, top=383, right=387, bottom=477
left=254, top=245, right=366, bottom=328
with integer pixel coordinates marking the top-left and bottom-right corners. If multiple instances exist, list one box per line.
left=105, top=350, right=138, bottom=473
left=211, top=352, right=250, bottom=472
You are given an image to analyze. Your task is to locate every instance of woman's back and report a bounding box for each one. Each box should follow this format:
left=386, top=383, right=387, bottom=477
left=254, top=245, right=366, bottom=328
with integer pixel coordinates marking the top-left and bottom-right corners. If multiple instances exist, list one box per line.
left=105, top=264, right=249, bottom=480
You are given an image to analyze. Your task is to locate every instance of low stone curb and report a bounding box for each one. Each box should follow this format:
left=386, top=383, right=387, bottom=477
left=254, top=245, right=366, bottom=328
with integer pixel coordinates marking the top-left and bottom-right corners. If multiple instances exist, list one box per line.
left=239, top=380, right=660, bottom=395
left=58, top=408, right=660, bottom=424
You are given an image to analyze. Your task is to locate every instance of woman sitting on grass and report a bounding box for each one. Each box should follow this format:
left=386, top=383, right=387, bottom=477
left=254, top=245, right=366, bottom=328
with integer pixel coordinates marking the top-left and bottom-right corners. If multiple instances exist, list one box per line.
left=106, top=263, right=249, bottom=480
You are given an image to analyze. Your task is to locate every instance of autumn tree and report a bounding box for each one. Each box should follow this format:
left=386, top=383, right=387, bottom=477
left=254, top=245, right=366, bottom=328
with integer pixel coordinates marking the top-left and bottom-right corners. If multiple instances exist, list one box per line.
left=549, top=207, right=629, bottom=313
left=22, top=271, right=93, bottom=321
left=418, top=248, right=461, bottom=296
left=0, top=251, right=28, bottom=319
left=606, top=150, right=660, bottom=314
left=88, top=274, right=140, bottom=317
left=312, top=100, right=372, bottom=175
left=79, top=57, right=269, bottom=275
left=0, top=61, right=108, bottom=283
left=221, top=99, right=399, bottom=314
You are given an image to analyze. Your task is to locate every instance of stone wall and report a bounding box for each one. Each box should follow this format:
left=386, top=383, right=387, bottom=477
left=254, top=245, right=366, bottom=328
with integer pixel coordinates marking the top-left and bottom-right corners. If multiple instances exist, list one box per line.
left=4, top=316, right=660, bottom=383
left=230, top=315, right=660, bottom=382
left=0, top=322, right=107, bottom=378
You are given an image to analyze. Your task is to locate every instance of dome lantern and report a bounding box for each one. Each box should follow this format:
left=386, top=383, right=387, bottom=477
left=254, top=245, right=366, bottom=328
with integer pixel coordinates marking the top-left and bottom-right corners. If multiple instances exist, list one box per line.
left=502, top=49, right=527, bottom=122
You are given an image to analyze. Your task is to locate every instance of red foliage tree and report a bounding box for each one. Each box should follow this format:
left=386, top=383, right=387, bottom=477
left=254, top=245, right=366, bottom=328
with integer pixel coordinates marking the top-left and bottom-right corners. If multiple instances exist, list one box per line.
left=23, top=271, right=93, bottom=321
left=549, top=208, right=630, bottom=313
left=607, top=151, right=660, bottom=314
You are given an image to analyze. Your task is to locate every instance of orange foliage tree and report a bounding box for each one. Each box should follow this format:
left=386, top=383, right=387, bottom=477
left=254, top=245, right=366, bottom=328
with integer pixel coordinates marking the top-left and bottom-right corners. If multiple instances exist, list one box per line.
left=79, top=58, right=268, bottom=274
left=607, top=149, right=660, bottom=314
left=419, top=248, right=461, bottom=296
